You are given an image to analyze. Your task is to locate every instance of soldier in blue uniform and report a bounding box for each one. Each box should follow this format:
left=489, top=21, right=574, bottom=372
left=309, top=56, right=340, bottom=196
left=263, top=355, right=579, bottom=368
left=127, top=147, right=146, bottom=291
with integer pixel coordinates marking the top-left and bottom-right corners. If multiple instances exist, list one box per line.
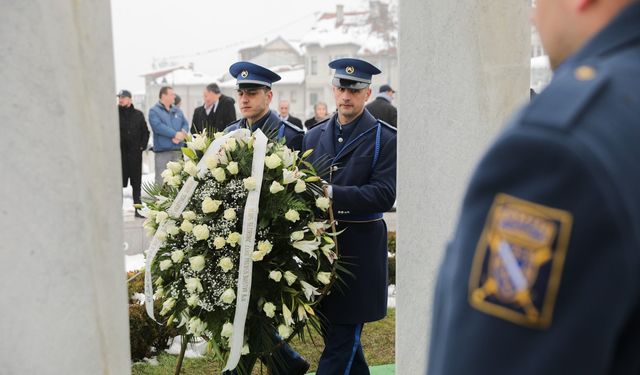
left=222, top=61, right=309, bottom=375
left=302, top=58, right=397, bottom=374
left=429, top=1, right=640, bottom=374
left=225, top=61, right=304, bottom=151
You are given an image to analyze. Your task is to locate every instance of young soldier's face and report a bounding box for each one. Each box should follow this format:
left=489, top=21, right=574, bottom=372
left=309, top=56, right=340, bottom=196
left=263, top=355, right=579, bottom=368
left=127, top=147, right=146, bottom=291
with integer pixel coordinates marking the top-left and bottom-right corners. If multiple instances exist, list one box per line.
left=237, top=88, right=272, bottom=122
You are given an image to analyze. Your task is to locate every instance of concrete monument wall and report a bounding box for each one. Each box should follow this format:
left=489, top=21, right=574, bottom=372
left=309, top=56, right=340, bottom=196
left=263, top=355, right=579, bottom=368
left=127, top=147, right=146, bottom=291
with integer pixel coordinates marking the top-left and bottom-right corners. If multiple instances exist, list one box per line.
left=0, top=1, right=130, bottom=374
left=397, top=1, right=531, bottom=373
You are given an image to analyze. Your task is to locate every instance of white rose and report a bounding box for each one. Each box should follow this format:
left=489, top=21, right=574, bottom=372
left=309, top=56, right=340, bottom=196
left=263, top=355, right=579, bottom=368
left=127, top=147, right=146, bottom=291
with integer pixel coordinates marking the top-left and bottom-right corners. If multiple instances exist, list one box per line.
left=192, top=136, right=207, bottom=151
left=187, top=317, right=207, bottom=336
left=316, top=197, right=331, bottom=211
left=168, top=175, right=182, bottom=188
left=212, top=167, right=226, bottom=182
left=218, top=257, right=234, bottom=272
left=220, top=288, right=236, bottom=304
left=223, top=208, right=236, bottom=221
left=243, top=176, right=257, bottom=191
left=159, top=259, right=172, bottom=271
left=171, top=250, right=184, bottom=263
left=263, top=302, right=276, bottom=318
left=264, top=154, right=282, bottom=169
left=251, top=250, right=267, bottom=262
left=224, top=138, right=237, bottom=152
left=278, top=324, right=292, bottom=339
left=184, top=160, right=198, bottom=177
left=282, top=304, right=294, bottom=326
left=285, top=209, right=300, bottom=222
left=282, top=169, right=297, bottom=185
left=290, top=231, right=305, bottom=242
left=160, top=297, right=176, bottom=316
left=268, top=270, right=282, bottom=282
left=227, top=232, right=241, bottom=247
left=182, top=211, right=196, bottom=221
left=269, top=181, right=285, bottom=194
left=241, top=344, right=250, bottom=355
left=192, top=224, right=210, bottom=241
left=213, top=236, right=226, bottom=249
left=284, top=271, right=297, bottom=286
left=160, top=169, right=173, bottom=181
left=180, top=220, right=193, bottom=233
left=294, top=179, right=306, bottom=193
left=167, top=161, right=182, bottom=174
left=317, top=272, right=332, bottom=285
left=189, top=255, right=206, bottom=272
left=185, top=277, right=203, bottom=294
left=165, top=222, right=179, bottom=236
left=187, top=294, right=199, bottom=307
left=202, top=197, right=222, bottom=213
left=226, top=161, right=239, bottom=175
left=155, top=211, right=169, bottom=224
left=155, top=230, right=167, bottom=241
left=221, top=322, right=233, bottom=338
left=257, top=240, right=273, bottom=254
left=204, top=156, right=218, bottom=170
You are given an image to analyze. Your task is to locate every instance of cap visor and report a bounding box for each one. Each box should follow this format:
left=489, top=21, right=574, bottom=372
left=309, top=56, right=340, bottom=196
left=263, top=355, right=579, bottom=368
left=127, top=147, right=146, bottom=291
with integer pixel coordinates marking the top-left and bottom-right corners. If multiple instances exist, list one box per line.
left=332, top=78, right=369, bottom=90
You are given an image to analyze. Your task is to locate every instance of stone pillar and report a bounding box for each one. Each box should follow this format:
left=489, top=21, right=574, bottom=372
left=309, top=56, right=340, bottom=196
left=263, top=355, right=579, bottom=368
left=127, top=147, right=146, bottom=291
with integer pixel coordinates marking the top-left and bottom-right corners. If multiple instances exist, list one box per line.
left=0, top=2, right=130, bottom=374
left=396, top=1, right=530, bottom=373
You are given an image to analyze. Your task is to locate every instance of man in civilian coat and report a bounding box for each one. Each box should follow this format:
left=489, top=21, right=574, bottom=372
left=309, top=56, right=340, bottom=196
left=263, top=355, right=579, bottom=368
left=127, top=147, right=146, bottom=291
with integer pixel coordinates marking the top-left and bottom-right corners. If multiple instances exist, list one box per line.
left=191, top=83, right=237, bottom=135
left=365, top=84, right=397, bottom=128
left=225, top=62, right=303, bottom=152
left=302, top=58, right=397, bottom=374
left=277, top=99, right=303, bottom=128
left=117, top=89, right=149, bottom=218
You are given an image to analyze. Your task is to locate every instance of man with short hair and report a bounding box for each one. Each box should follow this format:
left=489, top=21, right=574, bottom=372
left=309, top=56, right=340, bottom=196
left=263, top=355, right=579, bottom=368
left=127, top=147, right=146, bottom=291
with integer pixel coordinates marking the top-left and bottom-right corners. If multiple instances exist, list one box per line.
left=225, top=62, right=303, bottom=151
left=148, top=86, right=189, bottom=185
left=191, top=83, right=237, bottom=135
left=277, top=99, right=303, bottom=128
left=302, top=58, right=397, bottom=374
left=223, top=61, right=308, bottom=375
left=304, top=101, right=329, bottom=130
left=365, top=84, right=397, bottom=127
left=118, top=89, right=149, bottom=218
left=428, top=1, right=640, bottom=374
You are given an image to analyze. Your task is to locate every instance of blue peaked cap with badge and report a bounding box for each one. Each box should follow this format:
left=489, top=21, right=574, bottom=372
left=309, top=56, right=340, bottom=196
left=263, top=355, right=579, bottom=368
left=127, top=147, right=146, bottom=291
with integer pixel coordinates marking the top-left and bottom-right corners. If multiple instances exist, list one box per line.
left=329, top=58, right=382, bottom=90
left=229, top=61, right=281, bottom=89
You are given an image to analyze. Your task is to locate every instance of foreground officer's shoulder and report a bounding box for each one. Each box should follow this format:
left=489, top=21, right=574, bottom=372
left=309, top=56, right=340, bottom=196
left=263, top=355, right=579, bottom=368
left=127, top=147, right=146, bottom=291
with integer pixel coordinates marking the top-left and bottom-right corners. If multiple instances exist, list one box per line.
left=224, top=119, right=242, bottom=132
left=521, top=63, right=611, bottom=130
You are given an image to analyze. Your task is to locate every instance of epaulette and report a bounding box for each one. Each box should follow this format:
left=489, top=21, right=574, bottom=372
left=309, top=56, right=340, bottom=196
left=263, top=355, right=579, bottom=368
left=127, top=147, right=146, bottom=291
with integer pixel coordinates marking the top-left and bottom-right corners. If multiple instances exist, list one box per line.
left=377, top=119, right=397, bottom=133
left=522, top=63, right=610, bottom=130
left=282, top=120, right=304, bottom=133
left=223, top=118, right=243, bottom=132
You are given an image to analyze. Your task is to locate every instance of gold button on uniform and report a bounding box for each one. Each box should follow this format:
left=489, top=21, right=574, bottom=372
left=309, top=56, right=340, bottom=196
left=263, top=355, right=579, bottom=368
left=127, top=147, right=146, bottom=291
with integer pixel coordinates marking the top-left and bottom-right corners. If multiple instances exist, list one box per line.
left=575, top=65, right=596, bottom=81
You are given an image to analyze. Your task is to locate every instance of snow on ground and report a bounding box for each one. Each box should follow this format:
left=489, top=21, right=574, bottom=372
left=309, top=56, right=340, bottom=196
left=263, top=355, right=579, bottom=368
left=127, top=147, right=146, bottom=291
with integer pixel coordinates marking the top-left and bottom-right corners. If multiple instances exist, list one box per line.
left=165, top=336, right=209, bottom=358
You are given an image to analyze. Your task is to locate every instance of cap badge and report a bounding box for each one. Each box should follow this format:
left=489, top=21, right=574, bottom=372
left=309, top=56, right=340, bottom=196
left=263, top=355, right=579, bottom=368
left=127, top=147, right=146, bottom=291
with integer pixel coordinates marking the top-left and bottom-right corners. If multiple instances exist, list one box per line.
left=240, top=70, right=249, bottom=78
left=345, top=66, right=355, bottom=74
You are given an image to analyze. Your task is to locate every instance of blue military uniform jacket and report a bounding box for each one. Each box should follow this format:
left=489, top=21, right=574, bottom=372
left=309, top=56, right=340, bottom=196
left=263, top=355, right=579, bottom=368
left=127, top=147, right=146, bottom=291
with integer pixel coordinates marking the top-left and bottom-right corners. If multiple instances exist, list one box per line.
left=429, top=3, right=640, bottom=374
left=225, top=110, right=304, bottom=151
left=302, top=109, right=397, bottom=324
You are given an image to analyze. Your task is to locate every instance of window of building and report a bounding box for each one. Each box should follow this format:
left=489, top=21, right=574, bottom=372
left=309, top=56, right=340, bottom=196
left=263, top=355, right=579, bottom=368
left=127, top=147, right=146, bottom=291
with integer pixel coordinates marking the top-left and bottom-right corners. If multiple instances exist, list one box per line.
left=310, top=93, right=318, bottom=106
left=311, top=56, right=318, bottom=76
left=291, top=90, right=297, bottom=103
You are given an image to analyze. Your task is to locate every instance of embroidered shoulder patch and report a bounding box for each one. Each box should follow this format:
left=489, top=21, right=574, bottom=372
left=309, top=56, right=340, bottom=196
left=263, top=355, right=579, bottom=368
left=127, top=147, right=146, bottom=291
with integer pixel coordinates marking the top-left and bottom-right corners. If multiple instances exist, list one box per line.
left=468, top=193, right=573, bottom=329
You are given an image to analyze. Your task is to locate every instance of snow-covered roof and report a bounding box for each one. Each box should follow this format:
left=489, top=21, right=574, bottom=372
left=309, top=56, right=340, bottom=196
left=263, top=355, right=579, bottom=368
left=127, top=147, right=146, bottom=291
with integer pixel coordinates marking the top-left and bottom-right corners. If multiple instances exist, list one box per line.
left=219, top=65, right=305, bottom=89
left=146, top=67, right=218, bottom=86
left=301, top=0, right=398, bottom=56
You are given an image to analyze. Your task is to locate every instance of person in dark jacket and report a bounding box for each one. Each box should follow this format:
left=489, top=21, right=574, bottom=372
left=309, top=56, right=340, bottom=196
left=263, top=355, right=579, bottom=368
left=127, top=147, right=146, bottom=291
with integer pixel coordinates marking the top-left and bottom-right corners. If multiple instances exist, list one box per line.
left=277, top=99, right=303, bottom=128
left=302, top=58, right=397, bottom=374
left=304, top=101, right=329, bottom=130
left=365, top=84, right=397, bottom=127
left=191, top=83, right=237, bottom=135
left=118, top=89, right=149, bottom=218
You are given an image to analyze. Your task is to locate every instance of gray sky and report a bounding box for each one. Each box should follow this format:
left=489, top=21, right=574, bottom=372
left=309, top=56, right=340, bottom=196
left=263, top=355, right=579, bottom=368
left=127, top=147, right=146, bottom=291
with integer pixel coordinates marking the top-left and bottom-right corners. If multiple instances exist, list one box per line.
left=110, top=0, right=346, bottom=93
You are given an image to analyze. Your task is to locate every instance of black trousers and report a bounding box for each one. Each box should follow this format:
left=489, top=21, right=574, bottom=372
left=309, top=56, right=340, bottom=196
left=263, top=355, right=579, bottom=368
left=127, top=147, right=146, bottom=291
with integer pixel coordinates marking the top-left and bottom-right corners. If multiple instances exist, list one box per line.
left=121, top=151, right=143, bottom=204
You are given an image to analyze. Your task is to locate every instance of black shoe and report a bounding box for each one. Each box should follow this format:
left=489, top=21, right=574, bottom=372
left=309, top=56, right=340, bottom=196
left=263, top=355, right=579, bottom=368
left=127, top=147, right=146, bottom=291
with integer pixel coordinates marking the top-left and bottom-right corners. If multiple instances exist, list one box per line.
left=268, top=353, right=310, bottom=375
left=134, top=209, right=144, bottom=218
left=288, top=357, right=310, bottom=375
